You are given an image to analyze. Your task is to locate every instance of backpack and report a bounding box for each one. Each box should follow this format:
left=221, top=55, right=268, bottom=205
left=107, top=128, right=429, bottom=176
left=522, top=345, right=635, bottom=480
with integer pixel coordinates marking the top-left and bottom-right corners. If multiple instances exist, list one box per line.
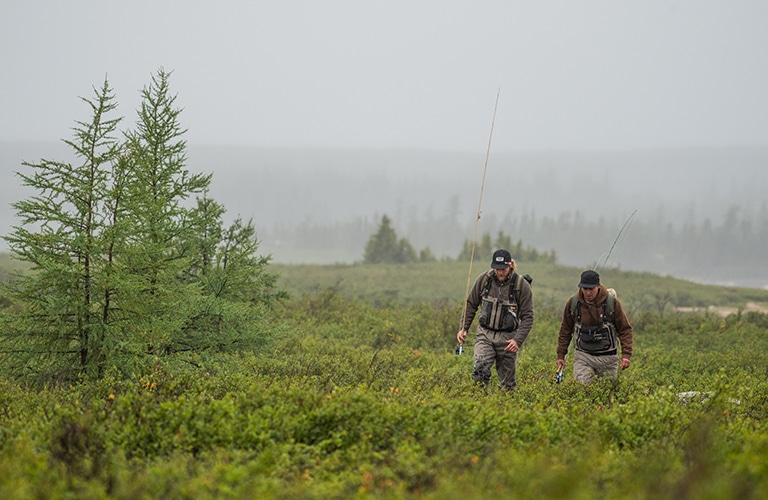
left=569, top=288, right=616, bottom=323
left=481, top=271, right=533, bottom=305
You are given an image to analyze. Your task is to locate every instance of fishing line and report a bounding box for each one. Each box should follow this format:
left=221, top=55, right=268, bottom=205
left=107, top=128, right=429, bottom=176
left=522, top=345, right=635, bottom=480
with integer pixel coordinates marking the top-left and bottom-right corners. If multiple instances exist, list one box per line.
left=459, top=88, right=500, bottom=333
left=594, top=209, right=637, bottom=271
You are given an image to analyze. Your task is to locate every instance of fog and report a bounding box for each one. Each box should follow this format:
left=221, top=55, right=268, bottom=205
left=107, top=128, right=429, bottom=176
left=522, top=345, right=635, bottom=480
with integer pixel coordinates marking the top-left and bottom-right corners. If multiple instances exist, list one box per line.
left=3, top=2, right=768, bottom=286
left=3, top=1, right=767, bottom=152
left=3, top=142, right=766, bottom=288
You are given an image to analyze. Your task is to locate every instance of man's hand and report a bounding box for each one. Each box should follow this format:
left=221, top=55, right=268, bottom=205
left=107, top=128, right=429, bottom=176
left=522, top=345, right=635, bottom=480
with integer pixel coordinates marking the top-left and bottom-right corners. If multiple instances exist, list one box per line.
left=457, top=329, right=467, bottom=345
left=556, top=358, right=566, bottom=371
left=620, top=357, right=631, bottom=369
left=505, top=339, right=519, bottom=352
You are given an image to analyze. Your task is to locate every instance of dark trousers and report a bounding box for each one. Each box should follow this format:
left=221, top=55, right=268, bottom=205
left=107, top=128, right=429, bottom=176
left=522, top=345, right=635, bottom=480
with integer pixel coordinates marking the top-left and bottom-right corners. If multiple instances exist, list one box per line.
left=473, top=328, right=518, bottom=390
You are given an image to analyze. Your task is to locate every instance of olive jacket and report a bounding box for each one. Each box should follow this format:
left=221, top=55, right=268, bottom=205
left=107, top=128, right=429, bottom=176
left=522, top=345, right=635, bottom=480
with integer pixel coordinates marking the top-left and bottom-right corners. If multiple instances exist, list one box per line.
left=461, top=269, right=535, bottom=347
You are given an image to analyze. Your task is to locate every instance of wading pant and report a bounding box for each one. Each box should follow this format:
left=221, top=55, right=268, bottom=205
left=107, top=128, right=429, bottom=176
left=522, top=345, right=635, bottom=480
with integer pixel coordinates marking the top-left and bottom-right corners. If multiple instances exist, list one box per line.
left=473, top=328, right=518, bottom=390
left=573, top=349, right=618, bottom=384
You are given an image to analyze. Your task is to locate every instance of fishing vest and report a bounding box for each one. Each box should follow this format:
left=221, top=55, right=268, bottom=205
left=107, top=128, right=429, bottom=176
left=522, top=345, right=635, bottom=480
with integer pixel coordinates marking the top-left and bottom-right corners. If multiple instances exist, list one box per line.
left=477, top=271, right=525, bottom=332
left=570, top=294, right=618, bottom=355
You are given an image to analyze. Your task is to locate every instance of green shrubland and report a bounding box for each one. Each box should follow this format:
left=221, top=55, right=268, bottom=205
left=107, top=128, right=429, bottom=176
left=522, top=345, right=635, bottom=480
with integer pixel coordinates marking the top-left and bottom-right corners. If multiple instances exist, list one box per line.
left=0, top=267, right=767, bottom=498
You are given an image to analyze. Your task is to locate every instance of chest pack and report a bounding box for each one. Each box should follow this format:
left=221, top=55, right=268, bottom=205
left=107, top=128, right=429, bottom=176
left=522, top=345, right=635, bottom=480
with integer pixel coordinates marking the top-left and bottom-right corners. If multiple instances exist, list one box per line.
left=477, top=271, right=532, bottom=332
left=570, top=291, right=618, bottom=355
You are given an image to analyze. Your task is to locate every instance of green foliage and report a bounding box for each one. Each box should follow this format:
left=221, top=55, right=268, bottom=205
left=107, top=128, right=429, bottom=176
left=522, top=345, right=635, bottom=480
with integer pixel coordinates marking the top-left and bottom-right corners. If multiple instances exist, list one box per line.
left=0, top=303, right=767, bottom=498
left=458, top=230, right=558, bottom=264
left=419, top=246, right=437, bottom=263
left=1, top=77, right=124, bottom=383
left=0, top=70, right=285, bottom=385
left=269, top=260, right=768, bottom=317
left=363, top=214, right=433, bottom=264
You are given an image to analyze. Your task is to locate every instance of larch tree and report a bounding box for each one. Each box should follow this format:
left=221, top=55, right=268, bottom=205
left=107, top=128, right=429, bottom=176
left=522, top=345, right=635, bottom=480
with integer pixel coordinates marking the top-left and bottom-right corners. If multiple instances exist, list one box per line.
left=1, top=69, right=285, bottom=384
left=2, top=78, right=123, bottom=381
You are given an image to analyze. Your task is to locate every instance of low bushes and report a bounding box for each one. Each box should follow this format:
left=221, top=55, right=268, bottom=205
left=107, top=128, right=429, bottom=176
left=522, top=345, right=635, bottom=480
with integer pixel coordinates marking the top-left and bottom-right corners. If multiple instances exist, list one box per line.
left=0, top=294, right=766, bottom=498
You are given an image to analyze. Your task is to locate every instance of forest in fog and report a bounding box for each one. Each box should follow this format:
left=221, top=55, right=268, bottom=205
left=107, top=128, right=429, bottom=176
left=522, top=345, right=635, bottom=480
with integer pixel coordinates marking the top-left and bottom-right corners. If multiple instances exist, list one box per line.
left=2, top=142, right=766, bottom=288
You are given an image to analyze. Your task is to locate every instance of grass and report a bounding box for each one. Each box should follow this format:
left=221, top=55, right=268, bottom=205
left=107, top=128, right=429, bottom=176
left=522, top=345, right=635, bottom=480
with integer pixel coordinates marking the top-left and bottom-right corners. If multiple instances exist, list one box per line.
left=268, top=260, right=768, bottom=313
left=1, top=257, right=768, bottom=497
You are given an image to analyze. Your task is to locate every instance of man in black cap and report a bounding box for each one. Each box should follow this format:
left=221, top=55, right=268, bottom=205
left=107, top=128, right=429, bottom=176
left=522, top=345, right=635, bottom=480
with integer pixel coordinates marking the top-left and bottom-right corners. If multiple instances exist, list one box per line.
left=457, top=249, right=535, bottom=390
left=555, top=270, right=634, bottom=383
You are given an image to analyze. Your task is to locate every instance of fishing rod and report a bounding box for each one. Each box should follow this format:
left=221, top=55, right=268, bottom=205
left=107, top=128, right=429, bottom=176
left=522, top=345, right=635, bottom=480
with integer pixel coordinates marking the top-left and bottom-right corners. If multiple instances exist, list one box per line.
left=594, top=209, right=637, bottom=271
left=457, top=88, right=500, bottom=355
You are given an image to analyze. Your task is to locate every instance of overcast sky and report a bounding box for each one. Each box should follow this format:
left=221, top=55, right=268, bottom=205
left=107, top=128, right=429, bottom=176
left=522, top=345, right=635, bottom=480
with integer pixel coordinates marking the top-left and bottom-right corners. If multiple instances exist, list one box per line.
left=2, top=1, right=767, bottom=153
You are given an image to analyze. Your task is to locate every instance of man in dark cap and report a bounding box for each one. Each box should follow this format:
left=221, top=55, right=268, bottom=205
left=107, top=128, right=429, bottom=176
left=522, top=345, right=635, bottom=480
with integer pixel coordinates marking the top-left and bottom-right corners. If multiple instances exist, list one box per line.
left=457, top=249, right=535, bottom=390
left=555, top=270, right=633, bottom=383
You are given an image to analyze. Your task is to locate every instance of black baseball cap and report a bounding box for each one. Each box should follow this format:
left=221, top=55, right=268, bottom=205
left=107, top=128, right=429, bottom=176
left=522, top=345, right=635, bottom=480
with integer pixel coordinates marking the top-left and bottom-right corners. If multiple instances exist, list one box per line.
left=578, top=270, right=600, bottom=289
left=491, top=249, right=512, bottom=269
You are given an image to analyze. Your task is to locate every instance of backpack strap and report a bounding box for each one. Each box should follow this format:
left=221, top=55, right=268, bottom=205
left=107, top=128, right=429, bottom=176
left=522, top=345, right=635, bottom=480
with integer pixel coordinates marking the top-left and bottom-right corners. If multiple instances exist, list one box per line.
left=509, top=272, right=522, bottom=304
left=482, top=271, right=523, bottom=304
left=481, top=271, right=493, bottom=298
left=569, top=296, right=580, bottom=322
left=571, top=293, right=615, bottom=323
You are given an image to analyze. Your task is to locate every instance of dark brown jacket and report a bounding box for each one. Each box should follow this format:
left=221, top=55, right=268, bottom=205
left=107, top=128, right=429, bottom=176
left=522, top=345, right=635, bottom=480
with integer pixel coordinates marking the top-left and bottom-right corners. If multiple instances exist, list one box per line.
left=556, top=285, right=633, bottom=360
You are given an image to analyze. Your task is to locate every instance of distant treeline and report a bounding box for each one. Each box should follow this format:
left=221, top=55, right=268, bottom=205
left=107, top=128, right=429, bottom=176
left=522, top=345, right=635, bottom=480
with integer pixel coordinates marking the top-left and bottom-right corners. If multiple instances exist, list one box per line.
left=258, top=204, right=767, bottom=286
left=360, top=214, right=556, bottom=265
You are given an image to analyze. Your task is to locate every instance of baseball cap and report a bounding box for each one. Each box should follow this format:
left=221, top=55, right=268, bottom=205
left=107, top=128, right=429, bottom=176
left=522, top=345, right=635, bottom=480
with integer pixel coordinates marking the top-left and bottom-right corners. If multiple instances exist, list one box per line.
left=491, top=249, right=512, bottom=269
left=578, top=270, right=600, bottom=289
